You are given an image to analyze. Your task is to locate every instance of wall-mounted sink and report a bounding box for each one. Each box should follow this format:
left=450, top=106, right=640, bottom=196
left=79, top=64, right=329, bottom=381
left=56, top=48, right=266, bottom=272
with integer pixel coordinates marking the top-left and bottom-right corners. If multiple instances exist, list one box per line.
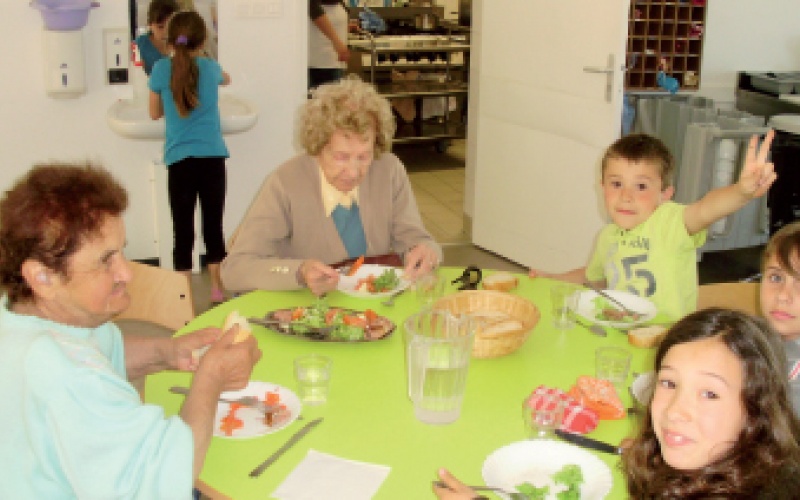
left=107, top=93, right=258, bottom=140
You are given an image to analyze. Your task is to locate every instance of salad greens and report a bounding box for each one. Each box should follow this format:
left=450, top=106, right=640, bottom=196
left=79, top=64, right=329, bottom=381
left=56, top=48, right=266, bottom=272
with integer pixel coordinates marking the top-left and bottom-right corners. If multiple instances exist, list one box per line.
left=372, top=268, right=400, bottom=293
left=290, top=303, right=367, bottom=341
left=515, top=463, right=583, bottom=500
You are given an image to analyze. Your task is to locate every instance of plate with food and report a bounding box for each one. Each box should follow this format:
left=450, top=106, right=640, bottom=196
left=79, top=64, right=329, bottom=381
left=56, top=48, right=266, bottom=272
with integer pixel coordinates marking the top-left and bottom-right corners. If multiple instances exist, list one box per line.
left=337, top=263, right=409, bottom=298
left=252, top=302, right=395, bottom=342
left=482, top=440, right=613, bottom=500
left=571, top=289, right=657, bottom=330
left=630, top=371, right=656, bottom=406
left=214, top=381, right=301, bottom=439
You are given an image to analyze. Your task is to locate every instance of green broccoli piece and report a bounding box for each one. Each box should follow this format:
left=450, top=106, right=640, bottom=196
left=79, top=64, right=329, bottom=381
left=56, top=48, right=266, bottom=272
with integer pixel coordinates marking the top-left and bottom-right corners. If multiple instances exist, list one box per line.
left=515, top=482, right=548, bottom=500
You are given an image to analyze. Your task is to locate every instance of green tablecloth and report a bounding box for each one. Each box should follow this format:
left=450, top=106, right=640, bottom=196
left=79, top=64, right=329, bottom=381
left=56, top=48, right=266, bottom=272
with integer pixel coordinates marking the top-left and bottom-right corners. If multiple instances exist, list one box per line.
left=145, top=268, right=655, bottom=499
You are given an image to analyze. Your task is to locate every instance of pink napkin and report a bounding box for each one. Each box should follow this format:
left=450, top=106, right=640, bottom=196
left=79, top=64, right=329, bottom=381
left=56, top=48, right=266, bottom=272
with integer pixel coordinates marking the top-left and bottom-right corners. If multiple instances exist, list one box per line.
left=525, top=385, right=599, bottom=434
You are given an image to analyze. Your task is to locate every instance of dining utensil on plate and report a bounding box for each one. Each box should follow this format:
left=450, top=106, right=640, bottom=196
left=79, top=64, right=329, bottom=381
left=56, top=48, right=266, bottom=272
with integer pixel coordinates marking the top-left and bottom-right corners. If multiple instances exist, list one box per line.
left=169, top=386, right=281, bottom=414
left=381, top=287, right=406, bottom=306
left=249, top=417, right=324, bottom=477
left=554, top=429, right=621, bottom=455
left=433, top=481, right=526, bottom=500
left=582, top=281, right=641, bottom=317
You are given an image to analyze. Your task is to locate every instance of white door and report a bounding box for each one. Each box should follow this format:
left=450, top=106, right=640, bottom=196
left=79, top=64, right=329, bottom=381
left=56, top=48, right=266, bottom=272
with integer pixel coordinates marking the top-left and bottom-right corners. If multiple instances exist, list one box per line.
left=468, top=0, right=629, bottom=272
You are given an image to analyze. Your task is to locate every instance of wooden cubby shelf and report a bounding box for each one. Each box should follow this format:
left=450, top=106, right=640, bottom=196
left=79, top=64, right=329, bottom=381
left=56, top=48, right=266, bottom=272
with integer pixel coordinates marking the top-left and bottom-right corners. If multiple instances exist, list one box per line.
left=626, top=0, right=706, bottom=91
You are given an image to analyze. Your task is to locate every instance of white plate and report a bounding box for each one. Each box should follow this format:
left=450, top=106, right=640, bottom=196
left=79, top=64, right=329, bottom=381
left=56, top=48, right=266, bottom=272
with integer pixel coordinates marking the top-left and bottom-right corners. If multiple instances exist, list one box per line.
left=571, top=290, right=657, bottom=330
left=213, top=381, right=301, bottom=439
left=631, top=371, right=655, bottom=406
left=482, top=440, right=613, bottom=500
left=337, top=264, right=409, bottom=299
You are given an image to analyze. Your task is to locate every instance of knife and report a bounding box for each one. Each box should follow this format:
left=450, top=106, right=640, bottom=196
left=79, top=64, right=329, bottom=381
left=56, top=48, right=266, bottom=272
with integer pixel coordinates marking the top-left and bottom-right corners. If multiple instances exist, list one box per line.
left=249, top=417, right=323, bottom=477
left=554, top=429, right=621, bottom=455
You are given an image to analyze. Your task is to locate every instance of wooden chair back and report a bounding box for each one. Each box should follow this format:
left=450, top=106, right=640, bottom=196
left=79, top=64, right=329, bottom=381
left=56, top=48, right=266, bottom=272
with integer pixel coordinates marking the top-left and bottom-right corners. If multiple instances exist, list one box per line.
left=115, top=261, right=195, bottom=331
left=697, top=282, right=760, bottom=316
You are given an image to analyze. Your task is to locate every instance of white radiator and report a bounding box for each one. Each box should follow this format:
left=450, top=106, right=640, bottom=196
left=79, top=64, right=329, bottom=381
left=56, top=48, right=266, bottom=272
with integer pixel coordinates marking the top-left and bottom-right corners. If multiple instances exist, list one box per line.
left=631, top=95, right=770, bottom=256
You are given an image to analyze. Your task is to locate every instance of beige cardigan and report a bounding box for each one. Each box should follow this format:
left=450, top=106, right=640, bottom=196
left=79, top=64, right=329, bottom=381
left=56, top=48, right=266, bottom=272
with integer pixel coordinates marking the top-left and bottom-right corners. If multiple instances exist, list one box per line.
left=221, top=153, right=442, bottom=292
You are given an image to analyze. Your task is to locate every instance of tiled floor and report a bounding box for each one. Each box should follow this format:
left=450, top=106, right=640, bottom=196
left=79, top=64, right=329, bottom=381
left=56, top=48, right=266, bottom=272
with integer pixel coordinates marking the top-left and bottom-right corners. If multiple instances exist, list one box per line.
left=398, top=140, right=471, bottom=246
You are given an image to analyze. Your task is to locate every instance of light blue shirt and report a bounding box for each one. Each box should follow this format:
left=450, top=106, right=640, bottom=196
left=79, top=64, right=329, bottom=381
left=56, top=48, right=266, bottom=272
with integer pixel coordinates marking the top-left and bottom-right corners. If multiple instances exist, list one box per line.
left=149, top=57, right=229, bottom=167
left=0, top=296, right=193, bottom=499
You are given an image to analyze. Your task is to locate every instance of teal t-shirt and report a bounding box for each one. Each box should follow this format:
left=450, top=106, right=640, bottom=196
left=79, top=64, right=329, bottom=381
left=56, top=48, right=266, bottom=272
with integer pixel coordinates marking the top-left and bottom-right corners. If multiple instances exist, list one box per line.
left=0, top=296, right=193, bottom=499
left=149, top=56, right=229, bottom=167
left=586, top=202, right=706, bottom=322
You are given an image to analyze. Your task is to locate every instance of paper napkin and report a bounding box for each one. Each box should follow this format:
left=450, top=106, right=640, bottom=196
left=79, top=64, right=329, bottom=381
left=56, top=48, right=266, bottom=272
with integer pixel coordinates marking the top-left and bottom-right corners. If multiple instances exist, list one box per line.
left=272, top=449, right=391, bottom=500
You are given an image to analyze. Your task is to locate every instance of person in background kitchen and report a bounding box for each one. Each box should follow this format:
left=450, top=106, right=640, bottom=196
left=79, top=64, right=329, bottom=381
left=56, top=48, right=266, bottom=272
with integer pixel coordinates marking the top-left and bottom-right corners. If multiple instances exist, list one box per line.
left=434, top=308, right=800, bottom=499
left=135, top=0, right=179, bottom=75
left=0, top=163, right=260, bottom=498
left=529, top=131, right=777, bottom=322
left=309, top=0, right=351, bottom=90
left=221, top=76, right=441, bottom=296
left=759, top=220, right=800, bottom=417
left=149, top=10, right=231, bottom=305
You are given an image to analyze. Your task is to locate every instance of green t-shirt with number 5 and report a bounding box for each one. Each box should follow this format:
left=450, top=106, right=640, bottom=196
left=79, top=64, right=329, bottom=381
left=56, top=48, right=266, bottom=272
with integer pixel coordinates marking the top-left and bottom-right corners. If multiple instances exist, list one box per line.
left=586, top=201, right=706, bottom=322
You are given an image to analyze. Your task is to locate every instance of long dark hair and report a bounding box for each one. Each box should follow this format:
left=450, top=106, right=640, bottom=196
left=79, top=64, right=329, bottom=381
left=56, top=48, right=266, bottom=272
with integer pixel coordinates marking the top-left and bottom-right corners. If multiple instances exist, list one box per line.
left=168, top=10, right=206, bottom=117
left=621, top=308, right=800, bottom=497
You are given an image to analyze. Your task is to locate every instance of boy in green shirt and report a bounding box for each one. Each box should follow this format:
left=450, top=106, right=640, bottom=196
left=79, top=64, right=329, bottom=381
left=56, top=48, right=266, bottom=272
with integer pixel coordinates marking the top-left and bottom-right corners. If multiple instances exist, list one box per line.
left=531, top=131, right=776, bottom=321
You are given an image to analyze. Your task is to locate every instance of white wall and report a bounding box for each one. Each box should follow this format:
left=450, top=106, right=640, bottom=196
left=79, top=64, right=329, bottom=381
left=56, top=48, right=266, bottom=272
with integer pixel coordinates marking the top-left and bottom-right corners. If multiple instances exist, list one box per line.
left=699, top=0, right=800, bottom=106
left=0, top=1, right=306, bottom=262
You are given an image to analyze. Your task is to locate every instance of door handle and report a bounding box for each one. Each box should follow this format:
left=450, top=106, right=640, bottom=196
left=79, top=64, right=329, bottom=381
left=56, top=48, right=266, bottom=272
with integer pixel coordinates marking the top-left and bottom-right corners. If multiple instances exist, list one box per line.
left=582, top=54, right=615, bottom=103
left=582, top=67, right=614, bottom=74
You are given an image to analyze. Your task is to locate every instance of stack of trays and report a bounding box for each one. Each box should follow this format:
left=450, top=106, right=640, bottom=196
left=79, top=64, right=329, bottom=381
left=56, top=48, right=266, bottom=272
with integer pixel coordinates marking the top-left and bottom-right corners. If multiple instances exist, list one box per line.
left=748, top=72, right=800, bottom=95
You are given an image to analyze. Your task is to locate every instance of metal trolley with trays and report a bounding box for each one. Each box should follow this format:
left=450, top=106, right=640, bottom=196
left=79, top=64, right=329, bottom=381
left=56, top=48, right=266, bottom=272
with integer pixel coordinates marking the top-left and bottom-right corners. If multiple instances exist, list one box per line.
left=347, top=26, right=470, bottom=153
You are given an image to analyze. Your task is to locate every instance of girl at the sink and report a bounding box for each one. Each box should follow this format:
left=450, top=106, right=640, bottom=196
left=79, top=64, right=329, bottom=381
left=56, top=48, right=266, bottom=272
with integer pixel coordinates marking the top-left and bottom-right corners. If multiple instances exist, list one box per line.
left=149, top=10, right=231, bottom=305
left=434, top=308, right=800, bottom=499
left=135, top=0, right=179, bottom=75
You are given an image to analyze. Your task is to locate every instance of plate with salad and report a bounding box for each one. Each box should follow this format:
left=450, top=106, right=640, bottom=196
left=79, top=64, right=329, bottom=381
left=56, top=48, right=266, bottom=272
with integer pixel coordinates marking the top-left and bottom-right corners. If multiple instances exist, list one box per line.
left=254, top=302, right=395, bottom=342
left=213, top=381, right=300, bottom=439
left=337, top=263, right=409, bottom=298
left=571, top=289, right=656, bottom=330
left=482, top=440, right=612, bottom=500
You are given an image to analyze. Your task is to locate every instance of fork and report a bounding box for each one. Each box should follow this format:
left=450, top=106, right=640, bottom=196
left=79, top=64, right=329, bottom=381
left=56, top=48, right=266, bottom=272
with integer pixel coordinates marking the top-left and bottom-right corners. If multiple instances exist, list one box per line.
left=582, top=281, right=641, bottom=317
left=381, top=287, right=406, bottom=306
left=169, top=386, right=281, bottom=414
left=433, top=481, right=526, bottom=500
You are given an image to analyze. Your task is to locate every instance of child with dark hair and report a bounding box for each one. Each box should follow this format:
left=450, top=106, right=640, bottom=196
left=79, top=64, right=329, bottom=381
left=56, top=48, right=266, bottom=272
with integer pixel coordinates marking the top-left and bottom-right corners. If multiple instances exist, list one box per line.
left=149, top=10, right=231, bottom=305
left=761, top=220, right=800, bottom=416
left=434, top=308, right=800, bottom=499
left=135, top=0, right=179, bottom=75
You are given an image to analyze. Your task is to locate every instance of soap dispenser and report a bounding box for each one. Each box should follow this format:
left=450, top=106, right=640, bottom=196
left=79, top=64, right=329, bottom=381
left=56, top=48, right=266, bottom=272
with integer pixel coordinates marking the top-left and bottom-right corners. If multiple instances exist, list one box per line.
left=42, top=30, right=86, bottom=98
left=31, top=0, right=98, bottom=98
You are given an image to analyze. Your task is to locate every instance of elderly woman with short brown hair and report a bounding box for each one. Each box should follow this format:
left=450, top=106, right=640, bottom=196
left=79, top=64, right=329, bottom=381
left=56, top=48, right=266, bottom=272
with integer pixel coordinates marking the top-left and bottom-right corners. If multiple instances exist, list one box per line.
left=0, top=162, right=260, bottom=498
left=222, top=76, right=442, bottom=296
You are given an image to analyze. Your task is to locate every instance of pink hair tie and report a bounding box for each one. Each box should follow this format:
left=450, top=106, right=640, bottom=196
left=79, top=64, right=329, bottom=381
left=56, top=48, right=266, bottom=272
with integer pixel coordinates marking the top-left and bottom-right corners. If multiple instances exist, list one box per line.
left=175, top=35, right=188, bottom=46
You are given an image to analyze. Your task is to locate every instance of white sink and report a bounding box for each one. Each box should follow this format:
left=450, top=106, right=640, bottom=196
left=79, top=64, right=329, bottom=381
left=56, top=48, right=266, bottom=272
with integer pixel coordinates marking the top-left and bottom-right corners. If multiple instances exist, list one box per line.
left=107, top=93, right=258, bottom=140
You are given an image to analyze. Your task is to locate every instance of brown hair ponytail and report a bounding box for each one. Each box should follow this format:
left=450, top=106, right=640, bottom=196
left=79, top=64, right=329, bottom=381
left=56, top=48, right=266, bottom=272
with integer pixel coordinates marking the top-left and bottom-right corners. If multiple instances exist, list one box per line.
left=167, top=11, right=206, bottom=117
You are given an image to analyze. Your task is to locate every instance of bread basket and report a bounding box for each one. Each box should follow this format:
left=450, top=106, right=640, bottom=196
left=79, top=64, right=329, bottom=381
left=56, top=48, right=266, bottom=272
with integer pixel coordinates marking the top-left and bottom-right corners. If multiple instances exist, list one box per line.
left=433, top=290, right=540, bottom=358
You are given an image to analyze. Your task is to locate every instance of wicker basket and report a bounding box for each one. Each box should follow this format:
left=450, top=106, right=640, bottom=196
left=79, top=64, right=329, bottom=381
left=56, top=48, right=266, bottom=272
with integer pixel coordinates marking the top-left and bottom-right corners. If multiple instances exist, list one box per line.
left=433, top=290, right=540, bottom=359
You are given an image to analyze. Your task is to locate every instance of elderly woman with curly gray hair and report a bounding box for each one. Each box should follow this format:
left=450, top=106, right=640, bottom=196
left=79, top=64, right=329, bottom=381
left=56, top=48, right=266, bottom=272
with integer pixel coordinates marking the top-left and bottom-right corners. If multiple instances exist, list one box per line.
left=222, top=76, right=442, bottom=296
